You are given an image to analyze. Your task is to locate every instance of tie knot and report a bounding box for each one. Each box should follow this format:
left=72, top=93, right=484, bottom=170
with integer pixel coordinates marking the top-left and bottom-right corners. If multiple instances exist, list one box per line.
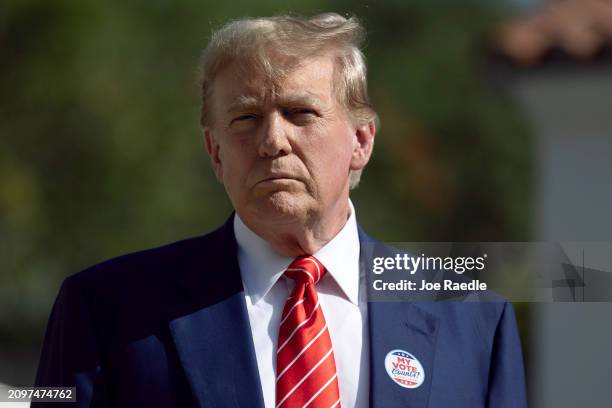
left=284, top=256, right=326, bottom=284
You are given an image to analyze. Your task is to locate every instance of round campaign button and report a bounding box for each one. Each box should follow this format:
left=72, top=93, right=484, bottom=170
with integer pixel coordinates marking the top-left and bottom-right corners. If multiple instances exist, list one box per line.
left=384, top=349, right=425, bottom=389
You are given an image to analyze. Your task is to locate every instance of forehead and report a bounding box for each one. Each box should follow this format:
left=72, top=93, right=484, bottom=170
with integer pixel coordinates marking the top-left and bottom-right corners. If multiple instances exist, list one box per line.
left=211, top=55, right=337, bottom=111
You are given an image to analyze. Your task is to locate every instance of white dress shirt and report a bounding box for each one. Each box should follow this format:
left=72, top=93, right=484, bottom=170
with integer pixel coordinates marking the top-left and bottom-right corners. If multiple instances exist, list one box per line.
left=234, top=201, right=369, bottom=408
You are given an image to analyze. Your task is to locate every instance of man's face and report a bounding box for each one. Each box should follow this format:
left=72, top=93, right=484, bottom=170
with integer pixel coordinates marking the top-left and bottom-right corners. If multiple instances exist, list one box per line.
left=204, top=55, right=373, bottom=226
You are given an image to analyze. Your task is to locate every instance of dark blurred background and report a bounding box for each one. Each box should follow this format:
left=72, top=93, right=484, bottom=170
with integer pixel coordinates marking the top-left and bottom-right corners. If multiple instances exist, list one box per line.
left=2, top=0, right=611, bottom=406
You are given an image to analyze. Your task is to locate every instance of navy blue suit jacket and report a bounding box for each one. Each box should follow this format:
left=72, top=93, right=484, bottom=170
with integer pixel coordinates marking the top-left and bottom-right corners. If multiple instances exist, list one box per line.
left=34, top=215, right=527, bottom=407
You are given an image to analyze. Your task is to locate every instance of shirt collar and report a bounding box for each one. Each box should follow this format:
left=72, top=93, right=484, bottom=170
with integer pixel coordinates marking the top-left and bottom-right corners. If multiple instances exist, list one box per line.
left=234, top=200, right=361, bottom=306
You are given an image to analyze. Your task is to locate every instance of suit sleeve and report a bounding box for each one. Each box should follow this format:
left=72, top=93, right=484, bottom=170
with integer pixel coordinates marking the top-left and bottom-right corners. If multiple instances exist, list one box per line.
left=33, top=276, right=110, bottom=407
left=485, top=301, right=528, bottom=408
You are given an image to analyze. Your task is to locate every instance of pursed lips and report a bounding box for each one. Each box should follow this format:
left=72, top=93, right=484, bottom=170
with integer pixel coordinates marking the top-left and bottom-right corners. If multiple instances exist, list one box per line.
left=257, top=172, right=301, bottom=184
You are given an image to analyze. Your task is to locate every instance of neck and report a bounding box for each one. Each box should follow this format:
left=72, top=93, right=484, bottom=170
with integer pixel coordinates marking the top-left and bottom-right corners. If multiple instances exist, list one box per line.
left=241, top=199, right=351, bottom=257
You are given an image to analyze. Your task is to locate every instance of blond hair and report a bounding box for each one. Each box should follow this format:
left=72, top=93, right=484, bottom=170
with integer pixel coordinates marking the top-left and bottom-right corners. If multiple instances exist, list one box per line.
left=198, top=13, right=377, bottom=188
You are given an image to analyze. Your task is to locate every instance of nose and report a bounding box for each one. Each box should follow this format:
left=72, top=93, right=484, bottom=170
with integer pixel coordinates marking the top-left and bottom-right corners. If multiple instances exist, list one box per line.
left=258, top=112, right=292, bottom=158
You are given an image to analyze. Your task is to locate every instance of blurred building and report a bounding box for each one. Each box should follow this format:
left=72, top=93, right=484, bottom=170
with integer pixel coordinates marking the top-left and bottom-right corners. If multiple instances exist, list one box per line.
left=494, top=1, right=612, bottom=406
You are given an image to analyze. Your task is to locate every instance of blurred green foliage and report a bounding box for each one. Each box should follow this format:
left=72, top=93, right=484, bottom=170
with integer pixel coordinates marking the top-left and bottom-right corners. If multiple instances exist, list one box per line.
left=1, top=0, right=531, bottom=357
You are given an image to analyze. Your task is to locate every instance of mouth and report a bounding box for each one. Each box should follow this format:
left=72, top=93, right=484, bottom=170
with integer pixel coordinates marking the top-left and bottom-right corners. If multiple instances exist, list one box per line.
left=256, top=173, right=302, bottom=185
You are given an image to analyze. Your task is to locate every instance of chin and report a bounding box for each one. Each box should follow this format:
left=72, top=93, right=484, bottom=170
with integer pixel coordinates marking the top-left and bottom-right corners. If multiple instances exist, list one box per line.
left=251, top=190, right=312, bottom=222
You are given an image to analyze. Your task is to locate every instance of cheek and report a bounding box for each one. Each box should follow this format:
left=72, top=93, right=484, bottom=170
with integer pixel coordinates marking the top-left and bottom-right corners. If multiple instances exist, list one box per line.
left=219, top=139, right=254, bottom=184
left=327, top=125, right=354, bottom=165
left=306, top=126, right=354, bottom=181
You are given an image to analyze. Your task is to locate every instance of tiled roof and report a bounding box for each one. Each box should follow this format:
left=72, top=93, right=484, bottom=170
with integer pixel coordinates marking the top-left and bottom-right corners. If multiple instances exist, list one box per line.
left=496, top=0, right=612, bottom=65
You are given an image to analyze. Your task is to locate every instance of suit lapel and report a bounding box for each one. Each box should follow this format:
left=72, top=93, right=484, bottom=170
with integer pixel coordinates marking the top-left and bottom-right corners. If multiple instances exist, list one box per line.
left=165, top=215, right=265, bottom=408
left=168, top=293, right=264, bottom=408
left=359, top=227, right=439, bottom=408
left=367, top=301, right=439, bottom=408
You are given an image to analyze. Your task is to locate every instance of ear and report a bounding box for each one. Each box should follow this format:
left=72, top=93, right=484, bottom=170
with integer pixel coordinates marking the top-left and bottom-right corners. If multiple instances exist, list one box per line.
left=204, top=127, right=224, bottom=183
left=349, top=119, right=376, bottom=171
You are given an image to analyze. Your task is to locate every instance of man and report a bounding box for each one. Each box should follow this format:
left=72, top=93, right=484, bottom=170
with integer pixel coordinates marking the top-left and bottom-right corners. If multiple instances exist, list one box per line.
left=34, top=13, right=527, bottom=407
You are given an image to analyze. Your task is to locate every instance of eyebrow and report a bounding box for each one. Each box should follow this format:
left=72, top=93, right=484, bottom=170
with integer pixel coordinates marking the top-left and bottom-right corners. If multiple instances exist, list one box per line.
left=225, top=92, right=325, bottom=115
left=277, top=92, right=324, bottom=108
left=225, top=95, right=262, bottom=115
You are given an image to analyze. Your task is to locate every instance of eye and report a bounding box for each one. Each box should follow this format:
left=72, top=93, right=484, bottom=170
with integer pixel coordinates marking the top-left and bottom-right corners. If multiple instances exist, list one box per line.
left=236, top=114, right=256, bottom=121
left=284, top=108, right=319, bottom=124
left=290, top=108, right=317, bottom=116
left=230, top=114, right=258, bottom=126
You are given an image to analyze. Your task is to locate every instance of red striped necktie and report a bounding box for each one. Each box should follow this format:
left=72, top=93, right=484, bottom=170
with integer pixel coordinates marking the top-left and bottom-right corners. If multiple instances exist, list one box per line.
left=275, top=256, right=341, bottom=408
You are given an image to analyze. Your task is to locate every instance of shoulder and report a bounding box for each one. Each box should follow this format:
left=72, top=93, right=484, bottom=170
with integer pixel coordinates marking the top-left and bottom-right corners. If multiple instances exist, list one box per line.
left=81, top=232, right=216, bottom=277
left=57, top=218, right=236, bottom=314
